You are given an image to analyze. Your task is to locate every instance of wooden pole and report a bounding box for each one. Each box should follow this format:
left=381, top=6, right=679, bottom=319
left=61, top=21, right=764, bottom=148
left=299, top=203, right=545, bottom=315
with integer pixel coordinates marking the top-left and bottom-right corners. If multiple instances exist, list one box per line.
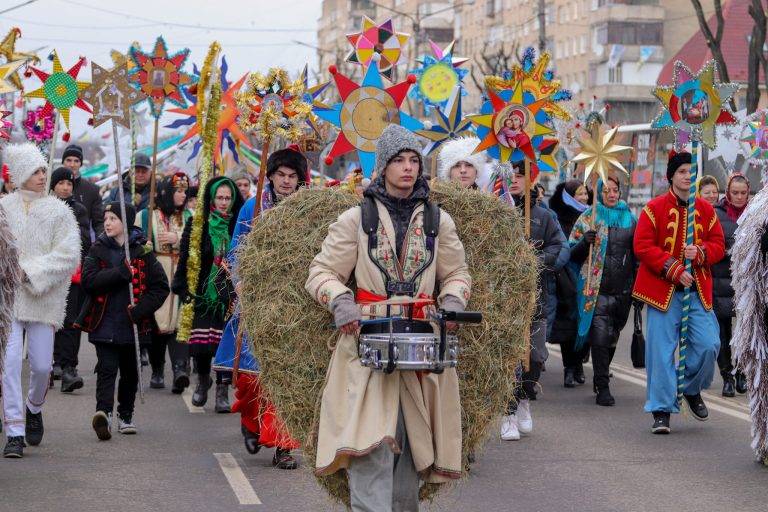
left=584, top=172, right=599, bottom=294
left=146, top=117, right=160, bottom=243
left=112, top=120, right=145, bottom=404
left=44, top=113, right=59, bottom=191
left=524, top=159, right=531, bottom=238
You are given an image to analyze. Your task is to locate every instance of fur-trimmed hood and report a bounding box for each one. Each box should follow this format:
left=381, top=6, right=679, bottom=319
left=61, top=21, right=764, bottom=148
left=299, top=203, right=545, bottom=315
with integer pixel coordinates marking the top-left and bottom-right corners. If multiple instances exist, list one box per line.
left=437, top=136, right=484, bottom=181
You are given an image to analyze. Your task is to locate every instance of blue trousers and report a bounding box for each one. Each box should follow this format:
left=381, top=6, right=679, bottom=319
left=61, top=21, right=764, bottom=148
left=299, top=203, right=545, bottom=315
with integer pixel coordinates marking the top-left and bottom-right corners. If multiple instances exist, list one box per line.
left=644, top=291, right=720, bottom=413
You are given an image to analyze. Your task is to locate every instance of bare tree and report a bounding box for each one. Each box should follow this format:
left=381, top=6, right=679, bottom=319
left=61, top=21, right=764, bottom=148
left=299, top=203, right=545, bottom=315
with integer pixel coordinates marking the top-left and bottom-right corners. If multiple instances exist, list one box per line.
left=747, top=0, right=767, bottom=113
left=469, top=41, right=522, bottom=93
left=689, top=0, right=733, bottom=85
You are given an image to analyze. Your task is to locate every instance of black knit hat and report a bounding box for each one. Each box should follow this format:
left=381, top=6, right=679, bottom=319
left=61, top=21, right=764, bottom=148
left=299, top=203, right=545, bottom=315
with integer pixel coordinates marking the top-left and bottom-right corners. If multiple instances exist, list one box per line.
left=62, top=144, right=84, bottom=164
left=50, top=166, right=74, bottom=190
left=667, top=151, right=692, bottom=184
left=266, top=147, right=307, bottom=185
left=104, top=201, right=136, bottom=227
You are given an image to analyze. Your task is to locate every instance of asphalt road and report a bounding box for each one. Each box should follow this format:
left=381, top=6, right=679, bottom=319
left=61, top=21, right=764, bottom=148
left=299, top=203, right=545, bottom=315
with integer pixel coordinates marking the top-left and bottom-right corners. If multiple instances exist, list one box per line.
left=0, top=324, right=766, bottom=512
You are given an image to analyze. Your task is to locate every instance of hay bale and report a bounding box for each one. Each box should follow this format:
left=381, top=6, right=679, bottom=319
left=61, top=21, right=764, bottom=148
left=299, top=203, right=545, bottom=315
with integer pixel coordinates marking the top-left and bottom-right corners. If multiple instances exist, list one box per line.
left=239, top=182, right=538, bottom=506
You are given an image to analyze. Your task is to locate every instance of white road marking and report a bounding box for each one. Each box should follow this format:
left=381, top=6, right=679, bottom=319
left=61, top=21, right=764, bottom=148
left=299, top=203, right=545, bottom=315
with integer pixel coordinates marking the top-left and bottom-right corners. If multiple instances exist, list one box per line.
left=181, top=388, right=205, bottom=414
left=214, top=452, right=262, bottom=505
left=548, top=346, right=751, bottom=422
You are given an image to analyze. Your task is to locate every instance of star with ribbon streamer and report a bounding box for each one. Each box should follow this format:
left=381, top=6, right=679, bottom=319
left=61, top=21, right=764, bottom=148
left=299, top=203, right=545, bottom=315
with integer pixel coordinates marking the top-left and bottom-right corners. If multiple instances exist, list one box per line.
left=417, top=86, right=473, bottom=155
left=651, top=60, right=738, bottom=150
left=129, top=37, right=196, bottom=119
left=572, top=123, right=632, bottom=185
left=346, top=16, right=409, bottom=81
left=82, top=62, right=146, bottom=128
left=24, top=50, right=91, bottom=130
left=167, top=56, right=252, bottom=163
left=316, top=58, right=422, bottom=177
left=409, top=39, right=468, bottom=113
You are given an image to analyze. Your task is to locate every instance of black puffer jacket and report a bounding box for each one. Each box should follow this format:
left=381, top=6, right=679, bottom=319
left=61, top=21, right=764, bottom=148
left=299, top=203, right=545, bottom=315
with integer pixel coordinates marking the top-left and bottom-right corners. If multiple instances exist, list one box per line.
left=72, top=175, right=104, bottom=234
left=712, top=199, right=737, bottom=319
left=62, top=196, right=91, bottom=257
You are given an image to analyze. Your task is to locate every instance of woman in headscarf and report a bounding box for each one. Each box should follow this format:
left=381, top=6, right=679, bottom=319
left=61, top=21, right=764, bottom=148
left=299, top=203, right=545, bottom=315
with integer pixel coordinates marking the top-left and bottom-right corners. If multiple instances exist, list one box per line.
left=136, top=172, right=192, bottom=394
left=713, top=173, right=750, bottom=396
left=697, top=175, right=720, bottom=207
left=172, top=176, right=244, bottom=408
left=549, top=180, right=590, bottom=387
left=569, top=175, right=637, bottom=406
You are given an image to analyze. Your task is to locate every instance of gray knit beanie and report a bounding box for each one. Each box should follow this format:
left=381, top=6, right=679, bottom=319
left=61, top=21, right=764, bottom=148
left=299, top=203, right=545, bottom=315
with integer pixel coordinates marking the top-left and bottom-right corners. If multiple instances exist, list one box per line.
left=375, top=125, right=423, bottom=175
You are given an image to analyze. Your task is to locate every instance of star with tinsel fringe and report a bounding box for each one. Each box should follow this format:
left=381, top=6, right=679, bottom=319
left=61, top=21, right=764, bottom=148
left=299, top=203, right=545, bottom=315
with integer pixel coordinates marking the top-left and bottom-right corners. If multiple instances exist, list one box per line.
left=572, top=123, right=632, bottom=185
left=24, top=50, right=91, bottom=132
left=651, top=60, right=738, bottom=150
left=0, top=110, right=12, bottom=140
left=346, top=16, right=409, bottom=81
left=409, top=39, right=468, bottom=114
left=129, top=37, right=196, bottom=119
left=167, top=56, right=251, bottom=164
left=315, top=58, right=422, bottom=177
left=82, top=62, right=146, bottom=129
left=417, top=86, right=473, bottom=155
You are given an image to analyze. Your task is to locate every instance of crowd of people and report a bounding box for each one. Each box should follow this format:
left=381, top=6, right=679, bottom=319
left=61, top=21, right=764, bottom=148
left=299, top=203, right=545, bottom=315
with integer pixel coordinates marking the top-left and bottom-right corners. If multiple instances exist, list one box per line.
left=0, top=130, right=762, bottom=511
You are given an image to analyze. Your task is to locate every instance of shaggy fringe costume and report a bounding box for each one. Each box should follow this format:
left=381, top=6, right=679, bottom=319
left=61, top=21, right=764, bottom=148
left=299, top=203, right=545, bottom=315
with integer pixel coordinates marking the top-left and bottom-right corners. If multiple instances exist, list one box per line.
left=731, top=185, right=768, bottom=463
left=0, top=205, right=20, bottom=373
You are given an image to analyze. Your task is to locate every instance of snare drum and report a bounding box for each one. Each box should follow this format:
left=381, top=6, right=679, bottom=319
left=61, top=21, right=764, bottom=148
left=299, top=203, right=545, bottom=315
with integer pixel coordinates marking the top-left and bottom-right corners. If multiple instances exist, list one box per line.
left=357, top=319, right=459, bottom=372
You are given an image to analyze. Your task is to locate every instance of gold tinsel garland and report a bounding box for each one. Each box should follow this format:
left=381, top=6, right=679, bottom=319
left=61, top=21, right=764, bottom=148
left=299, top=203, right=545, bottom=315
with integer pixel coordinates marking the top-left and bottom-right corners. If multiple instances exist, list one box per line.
left=177, top=42, right=223, bottom=342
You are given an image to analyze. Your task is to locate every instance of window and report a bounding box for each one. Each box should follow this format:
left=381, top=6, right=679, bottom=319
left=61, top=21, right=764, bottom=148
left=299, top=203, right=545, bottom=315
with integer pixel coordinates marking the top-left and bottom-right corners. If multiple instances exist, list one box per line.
left=595, top=22, right=663, bottom=45
left=608, top=65, right=623, bottom=83
left=573, top=2, right=578, bottom=19
left=558, top=6, right=563, bottom=23
left=580, top=34, right=587, bottom=54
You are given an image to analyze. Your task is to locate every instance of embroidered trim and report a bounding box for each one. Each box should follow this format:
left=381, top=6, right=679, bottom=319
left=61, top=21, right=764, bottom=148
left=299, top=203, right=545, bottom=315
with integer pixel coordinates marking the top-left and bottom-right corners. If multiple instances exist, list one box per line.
left=643, top=206, right=656, bottom=228
left=313, top=277, right=337, bottom=303
left=633, top=285, right=674, bottom=312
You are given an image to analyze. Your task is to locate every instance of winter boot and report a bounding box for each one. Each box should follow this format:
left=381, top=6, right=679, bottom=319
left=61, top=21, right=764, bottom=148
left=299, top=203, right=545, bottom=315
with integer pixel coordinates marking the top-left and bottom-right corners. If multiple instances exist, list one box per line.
left=595, top=385, right=615, bottom=406
left=150, top=365, right=165, bottom=389
left=736, top=371, right=748, bottom=394
left=722, top=374, right=736, bottom=397
left=25, top=407, right=44, bottom=446
left=563, top=369, right=576, bottom=388
left=574, top=363, right=586, bottom=385
left=191, top=374, right=213, bottom=407
left=60, top=367, right=84, bottom=393
left=51, top=364, right=63, bottom=380
left=272, top=448, right=298, bottom=470
left=171, top=362, right=190, bottom=395
left=214, top=382, right=231, bottom=413
left=242, top=424, right=261, bottom=455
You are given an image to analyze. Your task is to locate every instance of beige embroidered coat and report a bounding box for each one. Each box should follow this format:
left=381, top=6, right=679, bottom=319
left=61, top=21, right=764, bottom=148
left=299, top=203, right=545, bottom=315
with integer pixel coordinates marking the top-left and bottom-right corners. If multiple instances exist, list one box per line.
left=136, top=209, right=189, bottom=333
left=305, top=199, right=471, bottom=482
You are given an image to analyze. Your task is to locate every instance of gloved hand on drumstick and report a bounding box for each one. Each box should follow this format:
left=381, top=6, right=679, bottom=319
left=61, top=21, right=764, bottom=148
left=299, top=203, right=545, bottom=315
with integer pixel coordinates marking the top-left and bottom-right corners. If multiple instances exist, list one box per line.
left=332, top=293, right=361, bottom=335
left=440, top=295, right=465, bottom=333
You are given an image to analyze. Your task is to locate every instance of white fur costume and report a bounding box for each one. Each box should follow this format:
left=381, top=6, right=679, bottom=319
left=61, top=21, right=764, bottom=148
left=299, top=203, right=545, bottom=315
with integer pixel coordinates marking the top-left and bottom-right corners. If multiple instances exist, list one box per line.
left=437, top=136, right=484, bottom=181
left=0, top=205, right=20, bottom=373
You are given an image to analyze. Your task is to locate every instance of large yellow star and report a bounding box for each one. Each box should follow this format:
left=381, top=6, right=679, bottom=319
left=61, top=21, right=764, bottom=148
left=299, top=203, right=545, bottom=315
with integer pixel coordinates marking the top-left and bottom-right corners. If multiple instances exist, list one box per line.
left=0, top=59, right=26, bottom=93
left=572, top=124, right=632, bottom=185
left=0, top=27, right=39, bottom=91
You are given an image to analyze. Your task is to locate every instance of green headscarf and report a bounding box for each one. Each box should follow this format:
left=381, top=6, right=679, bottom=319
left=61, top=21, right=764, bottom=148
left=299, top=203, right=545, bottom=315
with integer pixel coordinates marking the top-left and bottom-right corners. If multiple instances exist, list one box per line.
left=201, top=179, right=235, bottom=315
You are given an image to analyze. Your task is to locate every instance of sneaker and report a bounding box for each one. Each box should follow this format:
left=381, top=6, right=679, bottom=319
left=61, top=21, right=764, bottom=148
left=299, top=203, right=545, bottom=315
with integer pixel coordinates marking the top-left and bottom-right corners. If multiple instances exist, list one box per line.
left=683, top=393, right=709, bottom=421
left=3, top=436, right=24, bottom=458
left=651, top=411, right=670, bottom=434
left=92, top=411, right=112, bottom=441
left=60, top=367, right=84, bottom=393
left=25, top=407, right=43, bottom=446
left=517, top=399, right=533, bottom=434
left=500, top=414, right=520, bottom=441
left=272, top=448, right=298, bottom=470
left=117, top=413, right=137, bottom=435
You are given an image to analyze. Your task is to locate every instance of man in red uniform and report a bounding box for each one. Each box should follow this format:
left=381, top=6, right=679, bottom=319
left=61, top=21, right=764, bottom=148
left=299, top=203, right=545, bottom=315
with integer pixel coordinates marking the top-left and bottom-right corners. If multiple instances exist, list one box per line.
left=632, top=151, right=725, bottom=434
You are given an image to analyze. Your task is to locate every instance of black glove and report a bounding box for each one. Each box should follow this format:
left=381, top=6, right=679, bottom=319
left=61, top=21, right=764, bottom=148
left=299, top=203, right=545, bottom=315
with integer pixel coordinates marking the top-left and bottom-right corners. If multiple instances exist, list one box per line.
left=584, top=230, right=597, bottom=245
left=118, top=260, right=133, bottom=281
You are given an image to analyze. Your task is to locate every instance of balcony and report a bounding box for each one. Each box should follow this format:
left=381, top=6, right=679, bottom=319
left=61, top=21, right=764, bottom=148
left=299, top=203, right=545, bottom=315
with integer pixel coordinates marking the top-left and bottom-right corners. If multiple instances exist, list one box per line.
left=589, top=3, right=665, bottom=24
left=590, top=44, right=665, bottom=65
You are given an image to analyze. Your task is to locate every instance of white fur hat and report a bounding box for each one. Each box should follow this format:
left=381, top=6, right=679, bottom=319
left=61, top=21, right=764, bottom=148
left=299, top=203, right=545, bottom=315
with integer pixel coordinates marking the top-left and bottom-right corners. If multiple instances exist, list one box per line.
left=4, top=143, right=47, bottom=188
left=437, top=137, right=485, bottom=181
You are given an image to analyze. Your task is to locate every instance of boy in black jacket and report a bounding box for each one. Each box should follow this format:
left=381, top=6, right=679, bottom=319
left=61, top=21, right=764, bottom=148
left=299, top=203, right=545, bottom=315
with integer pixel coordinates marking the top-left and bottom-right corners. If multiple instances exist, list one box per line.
left=79, top=202, right=169, bottom=440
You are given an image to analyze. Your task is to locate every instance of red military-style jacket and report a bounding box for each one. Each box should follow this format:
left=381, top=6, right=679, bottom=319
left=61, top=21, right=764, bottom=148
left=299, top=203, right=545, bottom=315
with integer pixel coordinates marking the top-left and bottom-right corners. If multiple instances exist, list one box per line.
left=632, top=190, right=725, bottom=312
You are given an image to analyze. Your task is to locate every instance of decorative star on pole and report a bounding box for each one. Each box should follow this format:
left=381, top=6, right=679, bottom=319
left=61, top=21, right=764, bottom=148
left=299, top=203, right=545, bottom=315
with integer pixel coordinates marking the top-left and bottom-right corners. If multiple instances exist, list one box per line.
left=315, top=58, right=422, bottom=177
left=416, top=86, right=473, bottom=155
left=346, top=16, right=409, bottom=81
left=82, top=62, right=147, bottom=128
left=740, top=108, right=768, bottom=166
left=24, top=50, right=92, bottom=130
left=299, top=64, right=331, bottom=133
left=651, top=60, right=739, bottom=150
left=409, top=39, right=468, bottom=113
left=128, top=37, right=196, bottom=119
left=0, top=27, right=40, bottom=91
left=0, top=59, right=25, bottom=93
left=572, top=124, right=632, bottom=185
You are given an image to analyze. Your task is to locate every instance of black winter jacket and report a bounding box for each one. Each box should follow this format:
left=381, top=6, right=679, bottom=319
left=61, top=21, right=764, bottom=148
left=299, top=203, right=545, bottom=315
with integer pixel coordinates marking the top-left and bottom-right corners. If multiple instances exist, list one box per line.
left=72, top=175, right=104, bottom=234
left=108, top=176, right=151, bottom=212
left=712, top=199, right=737, bottom=319
left=79, top=227, right=169, bottom=344
left=62, top=196, right=91, bottom=257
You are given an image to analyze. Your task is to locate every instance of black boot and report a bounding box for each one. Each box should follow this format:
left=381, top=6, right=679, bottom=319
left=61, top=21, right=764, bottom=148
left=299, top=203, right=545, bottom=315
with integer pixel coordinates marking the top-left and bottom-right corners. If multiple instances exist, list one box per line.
left=272, top=448, right=298, bottom=470
left=191, top=374, right=213, bottom=407
left=736, top=372, right=748, bottom=394
left=242, top=424, right=261, bottom=454
left=171, top=362, right=190, bottom=395
left=563, top=369, right=576, bottom=388
left=722, top=375, right=736, bottom=397
left=574, top=364, right=586, bottom=385
left=60, top=367, right=84, bottom=393
left=150, top=365, right=165, bottom=389
left=595, top=385, right=615, bottom=406
left=214, top=382, right=231, bottom=413
left=52, top=364, right=63, bottom=380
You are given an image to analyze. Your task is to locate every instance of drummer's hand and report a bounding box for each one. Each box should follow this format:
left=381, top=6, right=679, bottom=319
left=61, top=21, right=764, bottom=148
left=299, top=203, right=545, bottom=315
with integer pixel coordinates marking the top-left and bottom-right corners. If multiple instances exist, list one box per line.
left=339, top=321, right=360, bottom=336
left=446, top=321, right=459, bottom=333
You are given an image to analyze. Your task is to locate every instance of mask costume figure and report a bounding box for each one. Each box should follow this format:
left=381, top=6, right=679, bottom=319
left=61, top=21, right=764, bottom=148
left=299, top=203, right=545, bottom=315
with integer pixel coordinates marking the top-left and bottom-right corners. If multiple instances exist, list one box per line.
left=136, top=172, right=192, bottom=393
left=632, top=151, right=725, bottom=433
left=305, top=125, right=472, bottom=510
left=213, top=147, right=307, bottom=469
left=171, top=176, right=244, bottom=410
left=0, top=143, right=81, bottom=458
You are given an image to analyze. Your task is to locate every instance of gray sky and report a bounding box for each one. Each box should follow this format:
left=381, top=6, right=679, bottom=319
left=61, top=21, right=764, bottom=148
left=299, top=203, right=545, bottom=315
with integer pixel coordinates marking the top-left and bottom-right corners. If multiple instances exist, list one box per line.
left=2, top=0, right=322, bottom=138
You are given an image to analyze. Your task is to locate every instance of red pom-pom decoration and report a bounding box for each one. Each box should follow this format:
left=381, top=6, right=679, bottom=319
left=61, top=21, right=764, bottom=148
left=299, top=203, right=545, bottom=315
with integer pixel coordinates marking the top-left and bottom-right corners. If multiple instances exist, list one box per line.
left=605, top=103, right=612, bottom=111
left=62, top=132, right=70, bottom=142
left=328, top=65, right=338, bottom=75
left=23, top=68, right=32, bottom=78
left=324, top=156, right=334, bottom=165
left=87, top=118, right=94, bottom=126
left=406, top=74, right=417, bottom=84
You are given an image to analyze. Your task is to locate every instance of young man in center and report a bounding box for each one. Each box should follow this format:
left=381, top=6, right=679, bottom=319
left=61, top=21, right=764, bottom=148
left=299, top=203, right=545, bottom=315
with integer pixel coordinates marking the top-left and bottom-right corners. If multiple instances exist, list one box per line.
left=632, top=151, right=725, bottom=433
